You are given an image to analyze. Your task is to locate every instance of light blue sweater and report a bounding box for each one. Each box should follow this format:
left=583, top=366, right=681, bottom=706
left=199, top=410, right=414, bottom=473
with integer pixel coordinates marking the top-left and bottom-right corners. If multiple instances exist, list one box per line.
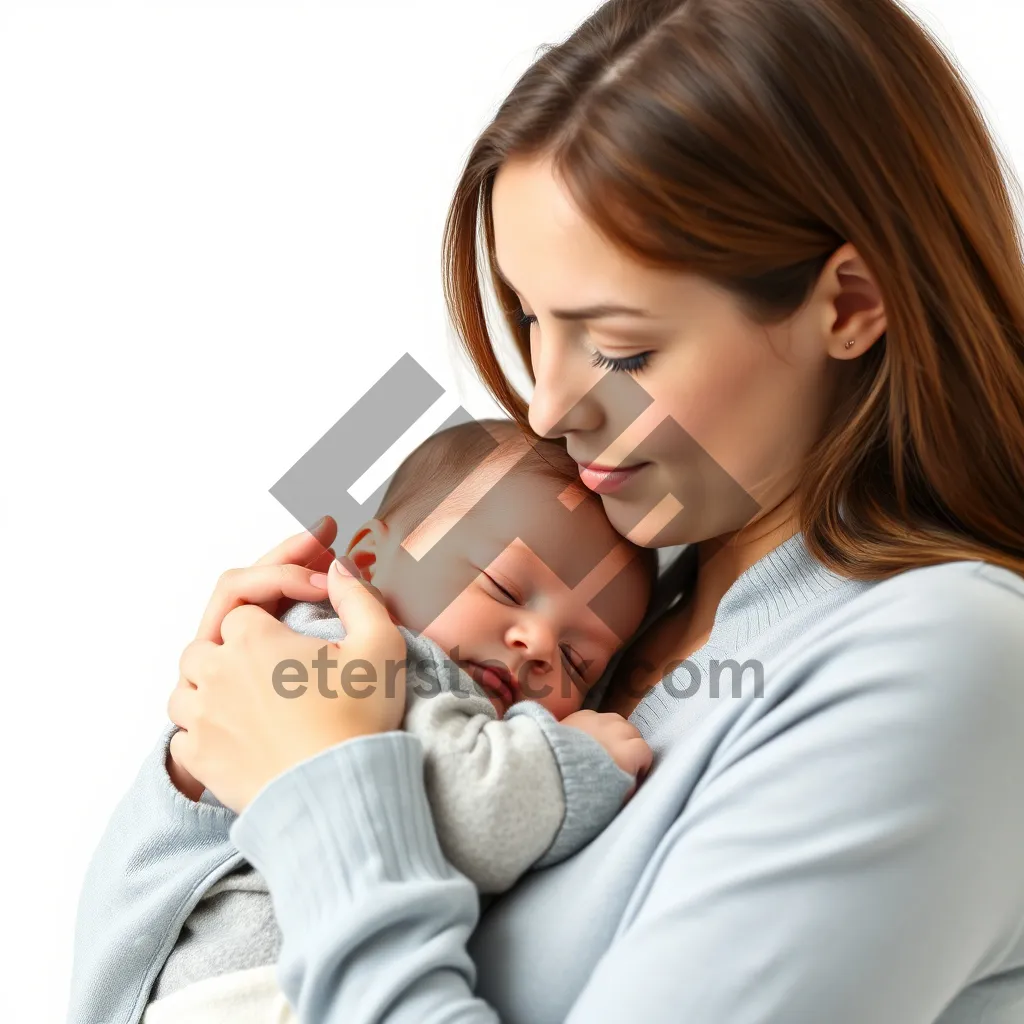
left=68, top=533, right=1024, bottom=1023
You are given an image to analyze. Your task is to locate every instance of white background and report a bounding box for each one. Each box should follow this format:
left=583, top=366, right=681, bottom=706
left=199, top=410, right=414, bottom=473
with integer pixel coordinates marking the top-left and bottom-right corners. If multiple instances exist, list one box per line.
left=1, top=1, right=1021, bottom=1018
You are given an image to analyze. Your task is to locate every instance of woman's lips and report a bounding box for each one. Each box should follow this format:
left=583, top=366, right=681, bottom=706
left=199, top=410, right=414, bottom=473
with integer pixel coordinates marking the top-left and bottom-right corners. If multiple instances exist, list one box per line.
left=576, top=461, right=649, bottom=494
left=464, top=661, right=515, bottom=710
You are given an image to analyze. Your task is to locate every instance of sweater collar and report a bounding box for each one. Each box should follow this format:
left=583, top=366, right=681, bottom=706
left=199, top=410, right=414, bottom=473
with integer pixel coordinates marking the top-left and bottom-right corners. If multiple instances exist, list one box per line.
left=645, top=530, right=850, bottom=650
left=711, top=530, right=853, bottom=648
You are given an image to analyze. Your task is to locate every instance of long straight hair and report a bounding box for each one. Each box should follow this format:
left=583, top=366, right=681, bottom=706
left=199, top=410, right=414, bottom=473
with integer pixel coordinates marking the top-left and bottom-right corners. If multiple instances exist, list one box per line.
left=442, top=0, right=1024, bottom=580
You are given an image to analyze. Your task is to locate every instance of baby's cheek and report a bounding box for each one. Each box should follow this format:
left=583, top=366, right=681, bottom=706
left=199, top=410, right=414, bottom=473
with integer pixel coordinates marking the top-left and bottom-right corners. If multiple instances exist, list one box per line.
left=417, top=597, right=468, bottom=658
left=390, top=558, right=482, bottom=642
left=531, top=675, right=588, bottom=721
left=419, top=570, right=487, bottom=633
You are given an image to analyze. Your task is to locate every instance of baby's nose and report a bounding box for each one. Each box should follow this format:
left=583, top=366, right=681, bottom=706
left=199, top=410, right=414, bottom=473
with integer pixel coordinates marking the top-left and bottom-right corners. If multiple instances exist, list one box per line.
left=510, top=621, right=558, bottom=673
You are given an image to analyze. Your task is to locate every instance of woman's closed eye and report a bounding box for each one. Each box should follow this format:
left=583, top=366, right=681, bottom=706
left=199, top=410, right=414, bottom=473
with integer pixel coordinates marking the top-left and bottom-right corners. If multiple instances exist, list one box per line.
left=588, top=348, right=652, bottom=375
left=513, top=308, right=536, bottom=331
left=513, top=308, right=653, bottom=375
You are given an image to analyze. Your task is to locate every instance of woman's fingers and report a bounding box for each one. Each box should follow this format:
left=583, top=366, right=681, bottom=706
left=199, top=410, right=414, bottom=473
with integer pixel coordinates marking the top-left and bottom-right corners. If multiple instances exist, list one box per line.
left=178, top=636, right=214, bottom=689
left=167, top=728, right=204, bottom=797
left=254, top=515, right=337, bottom=568
left=168, top=680, right=193, bottom=732
left=164, top=677, right=205, bottom=801
left=272, top=545, right=337, bottom=619
left=167, top=639, right=220, bottom=797
left=326, top=558, right=400, bottom=642
left=194, top=564, right=331, bottom=644
left=218, top=603, right=268, bottom=646
left=193, top=516, right=337, bottom=642
left=172, top=606, right=409, bottom=812
left=304, top=545, right=338, bottom=573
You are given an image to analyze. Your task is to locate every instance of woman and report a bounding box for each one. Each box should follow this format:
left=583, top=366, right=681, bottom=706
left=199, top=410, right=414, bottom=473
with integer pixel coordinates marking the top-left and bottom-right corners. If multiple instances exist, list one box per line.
left=72, top=0, right=1024, bottom=1021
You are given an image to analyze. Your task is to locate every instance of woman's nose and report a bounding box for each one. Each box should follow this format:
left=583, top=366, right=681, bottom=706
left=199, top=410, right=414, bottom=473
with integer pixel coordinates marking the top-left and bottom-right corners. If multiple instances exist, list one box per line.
left=527, top=330, right=603, bottom=439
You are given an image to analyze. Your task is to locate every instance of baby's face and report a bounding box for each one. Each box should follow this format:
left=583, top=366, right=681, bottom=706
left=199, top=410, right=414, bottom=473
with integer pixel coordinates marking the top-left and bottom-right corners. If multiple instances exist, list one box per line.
left=364, top=468, right=652, bottom=719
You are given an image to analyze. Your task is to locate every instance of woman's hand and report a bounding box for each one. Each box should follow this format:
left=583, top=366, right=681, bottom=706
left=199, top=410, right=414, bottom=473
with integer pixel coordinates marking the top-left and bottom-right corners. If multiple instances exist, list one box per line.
left=168, top=554, right=408, bottom=814
left=193, top=515, right=340, bottom=645
left=166, top=517, right=340, bottom=800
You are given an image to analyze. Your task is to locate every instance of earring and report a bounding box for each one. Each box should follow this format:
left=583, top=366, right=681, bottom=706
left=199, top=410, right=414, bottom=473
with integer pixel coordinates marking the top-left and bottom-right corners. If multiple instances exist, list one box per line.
left=844, top=338, right=855, bottom=349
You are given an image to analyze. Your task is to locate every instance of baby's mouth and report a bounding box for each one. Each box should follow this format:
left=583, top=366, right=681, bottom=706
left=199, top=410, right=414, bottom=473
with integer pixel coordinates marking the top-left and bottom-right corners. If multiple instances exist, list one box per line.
left=462, top=660, right=515, bottom=711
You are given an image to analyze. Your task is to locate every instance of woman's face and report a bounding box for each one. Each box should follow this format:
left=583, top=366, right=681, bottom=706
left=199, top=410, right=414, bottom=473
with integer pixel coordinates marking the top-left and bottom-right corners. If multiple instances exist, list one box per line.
left=490, top=155, right=870, bottom=547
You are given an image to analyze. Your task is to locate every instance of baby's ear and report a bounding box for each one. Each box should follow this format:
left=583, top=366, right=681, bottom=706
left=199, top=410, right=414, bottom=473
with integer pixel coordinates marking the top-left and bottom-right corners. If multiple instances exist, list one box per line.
left=345, top=517, right=389, bottom=582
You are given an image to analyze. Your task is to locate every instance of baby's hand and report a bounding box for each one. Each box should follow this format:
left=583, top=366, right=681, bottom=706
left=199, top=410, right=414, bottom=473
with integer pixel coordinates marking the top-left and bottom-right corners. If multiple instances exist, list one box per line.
left=561, top=710, right=653, bottom=801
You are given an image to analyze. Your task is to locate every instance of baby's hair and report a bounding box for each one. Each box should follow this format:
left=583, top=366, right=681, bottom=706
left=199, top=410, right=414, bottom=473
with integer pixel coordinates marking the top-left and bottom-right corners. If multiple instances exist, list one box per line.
left=375, top=417, right=660, bottom=592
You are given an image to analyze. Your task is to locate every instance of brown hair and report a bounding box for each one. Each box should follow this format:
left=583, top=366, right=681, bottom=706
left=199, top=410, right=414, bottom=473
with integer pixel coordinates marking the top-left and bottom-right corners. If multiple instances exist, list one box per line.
left=375, top=416, right=660, bottom=590
left=442, top=0, right=1024, bottom=580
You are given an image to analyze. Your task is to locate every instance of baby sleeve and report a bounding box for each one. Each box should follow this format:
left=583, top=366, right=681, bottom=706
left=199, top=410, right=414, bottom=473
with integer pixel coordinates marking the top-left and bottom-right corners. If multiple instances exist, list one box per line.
left=280, top=599, right=633, bottom=892
left=401, top=632, right=634, bottom=892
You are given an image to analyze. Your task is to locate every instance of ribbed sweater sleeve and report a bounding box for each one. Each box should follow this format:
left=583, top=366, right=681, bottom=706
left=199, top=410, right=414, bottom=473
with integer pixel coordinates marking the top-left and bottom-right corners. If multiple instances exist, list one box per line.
left=67, top=723, right=242, bottom=1024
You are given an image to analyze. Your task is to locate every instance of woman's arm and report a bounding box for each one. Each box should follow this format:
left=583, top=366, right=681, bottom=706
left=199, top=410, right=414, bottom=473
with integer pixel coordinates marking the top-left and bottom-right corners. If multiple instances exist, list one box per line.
left=67, top=722, right=243, bottom=1024
left=68, top=521, right=340, bottom=1024
left=220, top=561, right=1024, bottom=1023
left=561, top=563, right=1024, bottom=1022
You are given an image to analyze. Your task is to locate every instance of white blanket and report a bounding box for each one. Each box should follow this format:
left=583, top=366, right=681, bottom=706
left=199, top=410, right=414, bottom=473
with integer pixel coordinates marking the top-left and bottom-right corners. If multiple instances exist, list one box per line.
left=142, top=964, right=295, bottom=1024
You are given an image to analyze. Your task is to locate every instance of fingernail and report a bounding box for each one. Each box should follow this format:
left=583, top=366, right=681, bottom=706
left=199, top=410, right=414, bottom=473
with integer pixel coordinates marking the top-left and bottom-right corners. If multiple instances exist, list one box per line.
left=309, top=572, right=328, bottom=588
left=333, top=555, right=358, bottom=577
left=311, top=515, right=326, bottom=532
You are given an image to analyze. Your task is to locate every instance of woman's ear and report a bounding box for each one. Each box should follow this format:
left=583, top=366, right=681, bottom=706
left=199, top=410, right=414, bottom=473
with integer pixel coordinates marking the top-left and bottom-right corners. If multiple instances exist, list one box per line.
left=345, top=518, right=390, bottom=582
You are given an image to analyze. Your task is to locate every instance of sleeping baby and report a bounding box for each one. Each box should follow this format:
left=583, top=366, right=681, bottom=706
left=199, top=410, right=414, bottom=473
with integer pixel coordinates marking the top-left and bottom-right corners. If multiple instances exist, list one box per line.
left=142, top=418, right=659, bottom=1022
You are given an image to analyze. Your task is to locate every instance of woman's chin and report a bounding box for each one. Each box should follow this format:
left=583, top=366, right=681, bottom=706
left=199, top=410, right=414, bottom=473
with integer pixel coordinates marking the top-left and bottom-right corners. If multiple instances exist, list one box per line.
left=599, top=488, right=686, bottom=548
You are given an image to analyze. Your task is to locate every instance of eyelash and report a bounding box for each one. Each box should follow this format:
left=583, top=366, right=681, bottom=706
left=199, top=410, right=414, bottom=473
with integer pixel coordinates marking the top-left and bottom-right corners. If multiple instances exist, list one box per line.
left=482, top=571, right=586, bottom=681
left=513, top=309, right=652, bottom=375
left=589, top=349, right=652, bottom=375
left=513, top=309, right=536, bottom=331
left=486, top=573, right=519, bottom=604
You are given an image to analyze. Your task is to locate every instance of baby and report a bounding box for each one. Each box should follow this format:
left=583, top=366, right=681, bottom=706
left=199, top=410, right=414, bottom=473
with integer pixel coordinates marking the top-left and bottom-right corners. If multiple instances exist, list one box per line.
left=143, top=418, right=658, bottom=1019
